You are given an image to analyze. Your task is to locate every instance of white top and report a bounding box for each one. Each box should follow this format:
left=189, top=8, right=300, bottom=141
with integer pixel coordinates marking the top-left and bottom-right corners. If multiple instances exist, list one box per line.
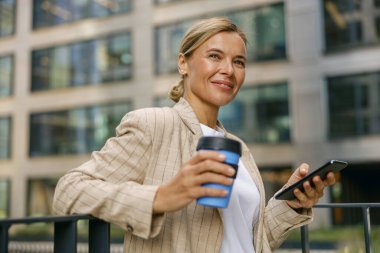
left=199, top=124, right=261, bottom=253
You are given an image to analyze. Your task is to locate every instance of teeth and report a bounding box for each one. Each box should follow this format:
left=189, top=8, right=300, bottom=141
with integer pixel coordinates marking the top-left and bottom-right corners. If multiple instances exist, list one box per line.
left=220, top=83, right=231, bottom=88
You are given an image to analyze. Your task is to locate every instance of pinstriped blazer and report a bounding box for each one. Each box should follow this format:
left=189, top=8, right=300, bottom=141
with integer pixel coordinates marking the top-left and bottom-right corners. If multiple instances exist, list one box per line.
left=53, top=98, right=312, bottom=253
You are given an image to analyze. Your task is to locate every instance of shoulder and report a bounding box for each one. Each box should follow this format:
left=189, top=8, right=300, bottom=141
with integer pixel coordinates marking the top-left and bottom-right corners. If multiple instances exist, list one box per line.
left=116, top=106, right=180, bottom=135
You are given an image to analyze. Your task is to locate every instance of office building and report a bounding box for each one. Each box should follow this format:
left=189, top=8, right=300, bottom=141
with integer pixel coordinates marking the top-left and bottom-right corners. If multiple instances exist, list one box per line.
left=1, top=0, right=380, bottom=227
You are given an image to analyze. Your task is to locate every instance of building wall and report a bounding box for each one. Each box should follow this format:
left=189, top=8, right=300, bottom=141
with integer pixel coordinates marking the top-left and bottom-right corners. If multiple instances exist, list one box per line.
left=0, top=0, right=380, bottom=228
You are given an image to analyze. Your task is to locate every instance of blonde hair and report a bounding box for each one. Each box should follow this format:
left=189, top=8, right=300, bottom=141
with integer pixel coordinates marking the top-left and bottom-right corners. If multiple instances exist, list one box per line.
left=169, top=17, right=247, bottom=102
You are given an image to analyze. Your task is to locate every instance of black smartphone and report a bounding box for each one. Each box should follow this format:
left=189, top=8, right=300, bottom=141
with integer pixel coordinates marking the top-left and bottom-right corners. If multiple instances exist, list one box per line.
left=274, top=160, right=348, bottom=200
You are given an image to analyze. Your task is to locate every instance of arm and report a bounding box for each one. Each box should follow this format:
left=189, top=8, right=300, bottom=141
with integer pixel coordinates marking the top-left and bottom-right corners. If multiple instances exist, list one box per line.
left=52, top=110, right=164, bottom=239
left=263, top=163, right=336, bottom=250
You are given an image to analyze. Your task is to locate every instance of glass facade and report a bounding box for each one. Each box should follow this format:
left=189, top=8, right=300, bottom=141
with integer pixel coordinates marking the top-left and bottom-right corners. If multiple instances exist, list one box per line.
left=31, top=33, right=132, bottom=91
left=323, top=0, right=380, bottom=51
left=29, top=102, right=132, bottom=157
left=155, top=0, right=190, bottom=4
left=155, top=3, right=286, bottom=75
left=0, top=179, right=10, bottom=218
left=33, top=0, right=131, bottom=29
left=327, top=72, right=380, bottom=139
left=0, top=0, right=15, bottom=37
left=219, top=83, right=290, bottom=143
left=0, top=116, right=11, bottom=159
left=0, top=55, right=13, bottom=97
left=154, top=96, right=175, bottom=107
left=27, top=178, right=57, bottom=216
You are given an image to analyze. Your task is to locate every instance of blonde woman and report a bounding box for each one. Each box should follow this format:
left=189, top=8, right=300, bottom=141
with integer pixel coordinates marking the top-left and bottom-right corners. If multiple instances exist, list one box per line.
left=53, top=17, right=335, bottom=253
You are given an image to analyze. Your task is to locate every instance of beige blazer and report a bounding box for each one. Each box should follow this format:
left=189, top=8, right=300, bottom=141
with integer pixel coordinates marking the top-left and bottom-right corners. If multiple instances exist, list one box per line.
left=53, top=98, right=312, bottom=253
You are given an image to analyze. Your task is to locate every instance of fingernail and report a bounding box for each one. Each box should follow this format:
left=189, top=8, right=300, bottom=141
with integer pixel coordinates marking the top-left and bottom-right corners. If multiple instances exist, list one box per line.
left=228, top=168, right=235, bottom=175
left=219, top=154, right=226, bottom=159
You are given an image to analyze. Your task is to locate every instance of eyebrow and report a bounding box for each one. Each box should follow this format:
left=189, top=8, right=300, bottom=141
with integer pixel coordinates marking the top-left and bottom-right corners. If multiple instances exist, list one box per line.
left=206, top=48, right=247, bottom=61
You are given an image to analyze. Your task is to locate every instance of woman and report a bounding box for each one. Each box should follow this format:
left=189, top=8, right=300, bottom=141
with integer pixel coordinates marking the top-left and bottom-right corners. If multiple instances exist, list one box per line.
left=53, top=17, right=335, bottom=253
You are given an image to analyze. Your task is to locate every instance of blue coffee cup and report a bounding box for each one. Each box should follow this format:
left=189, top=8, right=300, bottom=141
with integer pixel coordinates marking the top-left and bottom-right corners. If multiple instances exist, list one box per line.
left=196, top=136, right=242, bottom=208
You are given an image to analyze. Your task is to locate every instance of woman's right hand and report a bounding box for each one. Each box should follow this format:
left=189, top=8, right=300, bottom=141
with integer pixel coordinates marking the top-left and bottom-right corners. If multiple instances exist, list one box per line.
left=153, top=151, right=236, bottom=213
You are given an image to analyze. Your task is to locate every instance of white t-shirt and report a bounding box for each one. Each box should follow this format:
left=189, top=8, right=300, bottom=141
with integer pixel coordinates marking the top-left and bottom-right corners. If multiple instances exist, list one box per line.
left=199, top=124, right=261, bottom=253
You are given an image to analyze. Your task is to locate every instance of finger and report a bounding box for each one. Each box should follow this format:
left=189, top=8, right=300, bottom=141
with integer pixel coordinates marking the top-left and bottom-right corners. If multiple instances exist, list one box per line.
left=324, top=172, right=336, bottom=186
left=287, top=163, right=310, bottom=185
left=189, top=186, right=228, bottom=199
left=303, top=181, right=317, bottom=198
left=311, top=176, right=325, bottom=193
left=294, top=188, right=314, bottom=208
left=193, top=172, right=233, bottom=186
left=188, top=150, right=226, bottom=165
left=194, top=160, right=236, bottom=177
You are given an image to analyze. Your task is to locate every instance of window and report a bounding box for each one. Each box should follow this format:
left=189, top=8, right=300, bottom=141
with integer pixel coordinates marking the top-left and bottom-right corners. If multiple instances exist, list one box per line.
left=260, top=165, right=292, bottom=202
left=32, top=0, right=131, bottom=29
left=327, top=72, right=380, bottom=139
left=0, top=179, right=10, bottom=218
left=155, top=0, right=191, bottom=5
left=0, top=55, right=13, bottom=97
left=154, top=96, right=175, bottom=107
left=31, top=32, right=132, bottom=91
left=29, top=101, right=132, bottom=157
left=27, top=178, right=57, bottom=216
left=323, top=0, right=380, bottom=51
left=219, top=83, right=290, bottom=143
left=0, top=116, right=11, bottom=159
left=0, top=0, right=15, bottom=37
left=155, top=3, right=286, bottom=75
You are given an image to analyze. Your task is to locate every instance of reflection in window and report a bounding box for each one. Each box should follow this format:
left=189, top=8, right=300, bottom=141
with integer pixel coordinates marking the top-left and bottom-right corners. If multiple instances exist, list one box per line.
left=219, top=83, right=290, bottom=143
left=27, top=178, right=57, bottom=216
left=327, top=72, right=380, bottom=139
left=260, top=166, right=292, bottom=202
left=155, top=3, right=286, bottom=75
left=323, top=0, right=380, bottom=50
left=0, top=116, right=11, bottom=159
left=29, top=102, right=132, bottom=157
left=33, top=0, right=131, bottom=29
left=31, top=33, right=132, bottom=91
left=0, top=179, right=10, bottom=218
left=0, top=55, right=13, bottom=97
left=0, top=0, right=15, bottom=37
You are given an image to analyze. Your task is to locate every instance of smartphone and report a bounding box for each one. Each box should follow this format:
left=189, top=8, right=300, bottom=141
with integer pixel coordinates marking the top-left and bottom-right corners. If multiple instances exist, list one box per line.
left=274, top=160, right=348, bottom=200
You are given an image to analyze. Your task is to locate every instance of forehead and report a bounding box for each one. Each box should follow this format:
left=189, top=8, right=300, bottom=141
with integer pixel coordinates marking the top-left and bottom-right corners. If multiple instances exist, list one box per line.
left=198, top=31, right=246, bottom=54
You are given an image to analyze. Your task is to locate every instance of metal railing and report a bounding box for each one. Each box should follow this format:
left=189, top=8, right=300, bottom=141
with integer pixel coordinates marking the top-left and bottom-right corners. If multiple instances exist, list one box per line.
left=0, top=215, right=110, bottom=253
left=1, top=203, right=379, bottom=253
left=301, top=203, right=380, bottom=253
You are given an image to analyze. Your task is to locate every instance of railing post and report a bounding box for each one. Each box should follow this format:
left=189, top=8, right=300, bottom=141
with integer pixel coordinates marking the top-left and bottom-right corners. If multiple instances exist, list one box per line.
left=0, top=224, right=9, bottom=253
left=301, top=225, right=310, bottom=253
left=54, top=220, right=77, bottom=253
left=89, top=219, right=110, bottom=253
left=363, top=207, right=372, bottom=253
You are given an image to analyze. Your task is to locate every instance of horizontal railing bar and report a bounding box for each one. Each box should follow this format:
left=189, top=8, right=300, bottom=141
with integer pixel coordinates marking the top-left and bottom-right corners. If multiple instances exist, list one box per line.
left=314, top=203, right=380, bottom=208
left=0, top=215, right=94, bottom=225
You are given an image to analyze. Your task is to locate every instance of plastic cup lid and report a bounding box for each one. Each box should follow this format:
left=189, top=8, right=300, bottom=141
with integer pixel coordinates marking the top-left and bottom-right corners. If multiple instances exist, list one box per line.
left=196, top=136, right=242, bottom=156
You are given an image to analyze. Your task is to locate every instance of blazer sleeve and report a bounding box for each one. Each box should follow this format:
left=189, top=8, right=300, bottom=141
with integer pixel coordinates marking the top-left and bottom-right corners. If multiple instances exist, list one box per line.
left=263, top=194, right=313, bottom=250
left=52, top=110, right=165, bottom=239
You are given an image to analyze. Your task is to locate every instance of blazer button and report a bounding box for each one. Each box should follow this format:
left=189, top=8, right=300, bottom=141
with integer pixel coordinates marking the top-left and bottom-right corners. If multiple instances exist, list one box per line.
left=126, top=224, right=134, bottom=233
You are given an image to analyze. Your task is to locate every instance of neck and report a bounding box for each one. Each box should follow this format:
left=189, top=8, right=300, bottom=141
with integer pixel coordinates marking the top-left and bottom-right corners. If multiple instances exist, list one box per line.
left=183, top=96, right=219, bottom=129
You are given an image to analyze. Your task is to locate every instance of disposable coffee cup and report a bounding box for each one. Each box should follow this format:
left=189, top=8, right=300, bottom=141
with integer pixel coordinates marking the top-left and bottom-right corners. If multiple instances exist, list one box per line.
left=196, top=136, right=242, bottom=208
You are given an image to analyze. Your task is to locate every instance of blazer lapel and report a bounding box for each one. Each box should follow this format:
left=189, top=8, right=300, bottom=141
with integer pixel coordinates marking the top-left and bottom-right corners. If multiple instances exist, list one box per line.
left=173, top=98, right=203, bottom=156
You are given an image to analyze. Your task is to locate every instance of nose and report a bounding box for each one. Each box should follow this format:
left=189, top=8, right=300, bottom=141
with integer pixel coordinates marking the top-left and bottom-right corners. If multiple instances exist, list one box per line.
left=220, top=59, right=234, bottom=76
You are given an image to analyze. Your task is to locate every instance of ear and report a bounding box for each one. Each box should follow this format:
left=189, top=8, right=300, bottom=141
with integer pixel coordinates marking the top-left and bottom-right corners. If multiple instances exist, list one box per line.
left=177, top=53, right=188, bottom=76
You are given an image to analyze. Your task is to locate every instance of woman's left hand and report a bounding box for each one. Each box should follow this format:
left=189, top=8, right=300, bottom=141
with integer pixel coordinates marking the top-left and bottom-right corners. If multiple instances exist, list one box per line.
left=285, top=163, right=336, bottom=209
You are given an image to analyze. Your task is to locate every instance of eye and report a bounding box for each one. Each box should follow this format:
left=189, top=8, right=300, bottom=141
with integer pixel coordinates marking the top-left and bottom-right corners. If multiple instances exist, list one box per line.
left=209, top=53, right=221, bottom=60
left=234, top=59, right=246, bottom=68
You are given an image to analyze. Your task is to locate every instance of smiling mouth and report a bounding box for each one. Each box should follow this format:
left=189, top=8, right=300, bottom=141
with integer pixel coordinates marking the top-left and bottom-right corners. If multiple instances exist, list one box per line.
left=211, top=81, right=234, bottom=90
